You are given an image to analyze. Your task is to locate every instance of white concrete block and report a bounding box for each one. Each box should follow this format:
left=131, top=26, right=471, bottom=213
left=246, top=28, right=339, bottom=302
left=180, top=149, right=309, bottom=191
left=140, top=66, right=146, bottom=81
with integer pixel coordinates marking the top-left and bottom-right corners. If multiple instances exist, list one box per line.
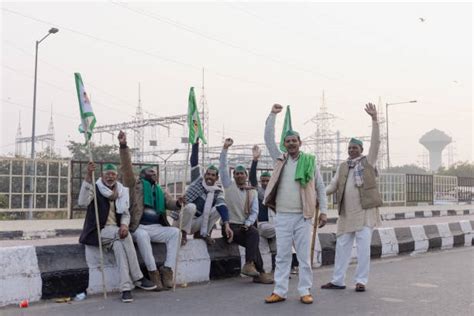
left=377, top=228, right=399, bottom=257
left=409, top=225, right=429, bottom=254
left=0, top=246, right=42, bottom=307
left=423, top=211, right=433, bottom=218
left=405, top=212, right=415, bottom=219
left=176, top=239, right=210, bottom=284
left=459, top=220, right=473, bottom=247
left=85, top=245, right=120, bottom=293
left=440, top=210, right=448, bottom=217
left=436, top=223, right=453, bottom=249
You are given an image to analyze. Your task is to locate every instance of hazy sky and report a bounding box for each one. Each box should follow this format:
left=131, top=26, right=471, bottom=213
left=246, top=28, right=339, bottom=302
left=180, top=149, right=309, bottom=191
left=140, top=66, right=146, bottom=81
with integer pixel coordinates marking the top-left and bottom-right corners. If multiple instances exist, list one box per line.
left=1, top=1, right=472, bottom=166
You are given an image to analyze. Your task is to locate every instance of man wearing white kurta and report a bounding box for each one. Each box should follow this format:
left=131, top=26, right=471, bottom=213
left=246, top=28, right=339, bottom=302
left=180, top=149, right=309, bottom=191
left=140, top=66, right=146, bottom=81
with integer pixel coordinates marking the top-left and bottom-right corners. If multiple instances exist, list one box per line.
left=263, top=104, right=328, bottom=305
left=322, top=103, right=382, bottom=292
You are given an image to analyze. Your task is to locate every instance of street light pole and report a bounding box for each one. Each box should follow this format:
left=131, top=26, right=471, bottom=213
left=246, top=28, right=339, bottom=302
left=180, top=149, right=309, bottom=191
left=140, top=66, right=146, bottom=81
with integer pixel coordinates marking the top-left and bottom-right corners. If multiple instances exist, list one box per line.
left=28, top=27, right=58, bottom=219
left=385, top=100, right=417, bottom=170
left=30, top=27, right=59, bottom=159
left=154, top=149, right=179, bottom=189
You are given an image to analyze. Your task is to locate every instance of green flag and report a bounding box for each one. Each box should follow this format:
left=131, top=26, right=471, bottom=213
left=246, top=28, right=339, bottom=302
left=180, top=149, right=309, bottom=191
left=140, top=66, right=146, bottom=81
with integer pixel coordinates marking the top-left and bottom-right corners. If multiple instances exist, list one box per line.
left=279, top=105, right=293, bottom=152
left=187, top=87, right=206, bottom=144
left=74, top=73, right=96, bottom=144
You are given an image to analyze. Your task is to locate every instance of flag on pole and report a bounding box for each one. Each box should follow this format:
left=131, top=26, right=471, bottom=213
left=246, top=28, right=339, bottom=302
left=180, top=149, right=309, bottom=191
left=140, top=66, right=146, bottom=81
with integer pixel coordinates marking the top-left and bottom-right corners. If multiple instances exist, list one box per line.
left=187, top=87, right=206, bottom=144
left=74, top=73, right=96, bottom=144
left=279, top=105, right=293, bottom=152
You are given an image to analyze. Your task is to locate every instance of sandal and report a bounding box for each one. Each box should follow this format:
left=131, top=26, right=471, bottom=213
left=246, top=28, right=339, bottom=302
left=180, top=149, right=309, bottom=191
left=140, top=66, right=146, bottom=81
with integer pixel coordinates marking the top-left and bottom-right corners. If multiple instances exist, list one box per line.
left=321, top=282, right=346, bottom=290
left=355, top=283, right=366, bottom=292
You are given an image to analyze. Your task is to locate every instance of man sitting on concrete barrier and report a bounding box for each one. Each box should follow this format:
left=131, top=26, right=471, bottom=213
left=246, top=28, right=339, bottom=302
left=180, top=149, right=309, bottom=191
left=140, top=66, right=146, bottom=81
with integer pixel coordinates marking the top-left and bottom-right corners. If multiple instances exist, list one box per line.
left=118, top=131, right=182, bottom=291
left=263, top=104, right=328, bottom=304
left=321, top=103, right=382, bottom=293
left=78, top=162, right=156, bottom=303
left=249, top=145, right=276, bottom=255
left=174, top=140, right=233, bottom=246
left=220, top=138, right=273, bottom=284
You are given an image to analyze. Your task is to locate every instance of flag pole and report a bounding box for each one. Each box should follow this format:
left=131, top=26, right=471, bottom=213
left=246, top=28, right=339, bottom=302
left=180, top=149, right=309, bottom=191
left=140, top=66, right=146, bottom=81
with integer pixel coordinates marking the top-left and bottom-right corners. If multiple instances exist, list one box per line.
left=173, top=142, right=191, bottom=292
left=86, top=135, right=107, bottom=299
left=310, top=205, right=320, bottom=268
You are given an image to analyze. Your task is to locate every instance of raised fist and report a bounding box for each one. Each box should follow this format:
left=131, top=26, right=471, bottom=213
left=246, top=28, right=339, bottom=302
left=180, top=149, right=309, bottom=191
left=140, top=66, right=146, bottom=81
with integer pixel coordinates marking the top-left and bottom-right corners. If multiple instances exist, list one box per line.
left=118, top=130, right=127, bottom=145
left=223, top=138, right=234, bottom=149
left=271, top=104, right=283, bottom=114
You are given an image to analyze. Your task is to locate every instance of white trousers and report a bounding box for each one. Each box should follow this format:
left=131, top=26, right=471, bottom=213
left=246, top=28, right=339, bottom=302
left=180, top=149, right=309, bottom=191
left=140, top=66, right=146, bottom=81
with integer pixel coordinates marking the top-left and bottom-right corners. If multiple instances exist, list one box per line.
left=101, top=225, right=143, bottom=292
left=132, top=224, right=180, bottom=271
left=331, top=226, right=373, bottom=286
left=273, top=212, right=312, bottom=298
left=174, top=203, right=221, bottom=235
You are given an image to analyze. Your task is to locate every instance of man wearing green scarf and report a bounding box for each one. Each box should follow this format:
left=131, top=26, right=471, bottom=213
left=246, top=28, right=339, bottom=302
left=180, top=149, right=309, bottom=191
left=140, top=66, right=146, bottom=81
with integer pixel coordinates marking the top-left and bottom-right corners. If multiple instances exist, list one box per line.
left=263, top=104, right=328, bottom=305
left=118, top=131, right=184, bottom=291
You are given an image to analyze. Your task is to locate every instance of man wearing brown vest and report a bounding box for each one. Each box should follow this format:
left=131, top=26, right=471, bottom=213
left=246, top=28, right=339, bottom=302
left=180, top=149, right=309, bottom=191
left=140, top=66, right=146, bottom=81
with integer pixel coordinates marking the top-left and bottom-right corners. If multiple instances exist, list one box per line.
left=322, top=103, right=382, bottom=293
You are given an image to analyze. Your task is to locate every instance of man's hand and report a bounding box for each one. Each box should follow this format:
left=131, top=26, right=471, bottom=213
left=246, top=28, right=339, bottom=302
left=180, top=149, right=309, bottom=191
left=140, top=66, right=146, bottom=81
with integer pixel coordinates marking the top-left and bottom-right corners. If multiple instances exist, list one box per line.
left=252, top=145, right=261, bottom=161
left=223, top=138, right=234, bottom=149
left=364, top=103, right=377, bottom=121
left=118, top=130, right=127, bottom=146
left=85, top=162, right=96, bottom=183
left=119, top=224, right=129, bottom=239
left=271, top=103, right=283, bottom=114
left=318, top=213, right=327, bottom=228
left=177, top=196, right=186, bottom=206
left=224, top=222, right=234, bottom=243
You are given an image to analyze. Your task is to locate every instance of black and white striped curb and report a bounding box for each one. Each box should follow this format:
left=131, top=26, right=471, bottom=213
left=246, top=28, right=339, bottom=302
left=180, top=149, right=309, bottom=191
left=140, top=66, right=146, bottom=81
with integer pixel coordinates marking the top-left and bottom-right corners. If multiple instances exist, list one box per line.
left=1, top=220, right=472, bottom=307
left=2, top=208, right=472, bottom=240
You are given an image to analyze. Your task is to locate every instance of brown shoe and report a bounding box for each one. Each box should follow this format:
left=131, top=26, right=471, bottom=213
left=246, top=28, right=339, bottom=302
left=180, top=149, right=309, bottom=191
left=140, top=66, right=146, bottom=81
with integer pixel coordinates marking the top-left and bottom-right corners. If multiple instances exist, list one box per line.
left=355, top=283, right=366, bottom=292
left=265, top=293, right=285, bottom=304
left=181, top=231, right=188, bottom=247
left=241, top=262, right=259, bottom=277
left=148, top=270, right=164, bottom=291
left=159, top=266, right=174, bottom=289
left=253, top=272, right=274, bottom=284
left=300, top=294, right=313, bottom=304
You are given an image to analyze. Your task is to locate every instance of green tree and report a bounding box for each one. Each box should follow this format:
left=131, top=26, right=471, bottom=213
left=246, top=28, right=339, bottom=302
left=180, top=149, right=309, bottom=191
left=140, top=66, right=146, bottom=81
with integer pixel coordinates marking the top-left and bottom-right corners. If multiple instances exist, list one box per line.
left=67, top=141, right=120, bottom=162
left=438, top=161, right=474, bottom=177
left=36, top=146, right=63, bottom=160
left=387, top=164, right=428, bottom=174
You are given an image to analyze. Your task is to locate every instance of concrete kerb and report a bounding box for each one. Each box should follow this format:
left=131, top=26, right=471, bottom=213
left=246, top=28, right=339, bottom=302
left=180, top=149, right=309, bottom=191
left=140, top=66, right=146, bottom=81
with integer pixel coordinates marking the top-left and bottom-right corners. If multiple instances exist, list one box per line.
left=1, top=208, right=473, bottom=241
left=1, top=220, right=473, bottom=307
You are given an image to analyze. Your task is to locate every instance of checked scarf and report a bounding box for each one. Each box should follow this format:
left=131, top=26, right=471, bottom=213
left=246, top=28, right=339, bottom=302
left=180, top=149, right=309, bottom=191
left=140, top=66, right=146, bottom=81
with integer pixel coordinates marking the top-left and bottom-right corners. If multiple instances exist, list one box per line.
left=347, top=156, right=365, bottom=187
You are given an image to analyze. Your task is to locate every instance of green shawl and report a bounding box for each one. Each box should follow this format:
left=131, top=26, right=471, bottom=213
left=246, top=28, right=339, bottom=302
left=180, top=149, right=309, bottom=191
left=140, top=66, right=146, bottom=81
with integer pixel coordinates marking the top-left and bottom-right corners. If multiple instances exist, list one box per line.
left=141, top=179, right=165, bottom=215
left=295, top=152, right=316, bottom=187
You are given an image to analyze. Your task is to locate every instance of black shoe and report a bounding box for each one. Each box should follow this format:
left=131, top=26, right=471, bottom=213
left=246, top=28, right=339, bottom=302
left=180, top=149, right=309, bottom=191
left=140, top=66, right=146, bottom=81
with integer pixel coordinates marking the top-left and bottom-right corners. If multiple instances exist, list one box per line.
left=121, top=291, right=133, bottom=303
left=136, top=278, right=157, bottom=291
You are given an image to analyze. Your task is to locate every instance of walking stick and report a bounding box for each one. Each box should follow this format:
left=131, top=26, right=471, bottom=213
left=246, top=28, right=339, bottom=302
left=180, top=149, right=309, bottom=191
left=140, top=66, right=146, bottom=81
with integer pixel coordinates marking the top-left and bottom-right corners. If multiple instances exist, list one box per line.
left=87, top=144, right=107, bottom=299
left=173, top=143, right=191, bottom=291
left=310, top=205, right=320, bottom=268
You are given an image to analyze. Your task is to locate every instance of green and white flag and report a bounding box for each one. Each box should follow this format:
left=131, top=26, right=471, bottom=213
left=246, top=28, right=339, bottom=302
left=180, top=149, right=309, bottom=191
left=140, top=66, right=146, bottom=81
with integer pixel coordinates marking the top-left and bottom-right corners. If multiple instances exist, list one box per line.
left=187, top=87, right=206, bottom=144
left=279, top=105, right=293, bottom=152
left=74, top=73, right=96, bottom=144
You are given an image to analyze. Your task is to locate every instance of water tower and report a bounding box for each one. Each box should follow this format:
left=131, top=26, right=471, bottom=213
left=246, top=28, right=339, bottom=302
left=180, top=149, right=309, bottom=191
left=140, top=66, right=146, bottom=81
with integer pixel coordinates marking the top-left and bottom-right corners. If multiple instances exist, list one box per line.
left=419, top=129, right=452, bottom=171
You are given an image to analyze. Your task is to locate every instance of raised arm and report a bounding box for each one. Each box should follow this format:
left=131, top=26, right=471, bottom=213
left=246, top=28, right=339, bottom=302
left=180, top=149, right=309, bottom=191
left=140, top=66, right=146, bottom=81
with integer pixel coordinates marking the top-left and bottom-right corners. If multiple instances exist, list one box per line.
left=365, top=103, right=380, bottom=166
left=249, top=145, right=261, bottom=187
left=219, top=138, right=233, bottom=188
left=118, top=131, right=136, bottom=190
left=78, top=162, right=95, bottom=207
left=264, top=104, right=283, bottom=162
left=190, top=140, right=201, bottom=182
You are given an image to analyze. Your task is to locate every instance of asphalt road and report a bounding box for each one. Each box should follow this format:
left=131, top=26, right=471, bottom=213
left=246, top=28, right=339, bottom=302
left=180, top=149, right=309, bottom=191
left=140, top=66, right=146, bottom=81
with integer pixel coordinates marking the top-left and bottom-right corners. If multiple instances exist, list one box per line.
left=3, top=247, right=473, bottom=316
